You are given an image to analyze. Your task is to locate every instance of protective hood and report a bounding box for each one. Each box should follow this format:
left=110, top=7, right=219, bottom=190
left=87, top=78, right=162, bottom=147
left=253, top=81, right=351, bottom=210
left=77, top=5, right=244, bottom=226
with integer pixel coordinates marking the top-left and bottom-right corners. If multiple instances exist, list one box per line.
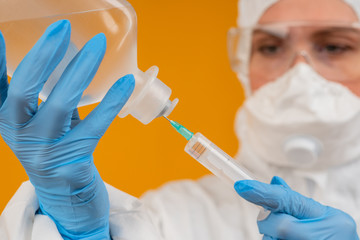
left=237, top=0, right=360, bottom=27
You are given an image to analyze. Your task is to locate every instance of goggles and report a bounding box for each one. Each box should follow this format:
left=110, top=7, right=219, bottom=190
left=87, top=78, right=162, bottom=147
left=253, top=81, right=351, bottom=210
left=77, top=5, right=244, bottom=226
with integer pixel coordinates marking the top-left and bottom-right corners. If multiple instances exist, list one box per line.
left=228, top=21, right=360, bottom=83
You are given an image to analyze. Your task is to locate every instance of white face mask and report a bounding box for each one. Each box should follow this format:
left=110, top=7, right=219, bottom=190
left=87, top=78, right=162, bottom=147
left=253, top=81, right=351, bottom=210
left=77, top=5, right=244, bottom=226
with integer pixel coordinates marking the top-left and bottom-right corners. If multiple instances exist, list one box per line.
left=236, top=63, right=360, bottom=170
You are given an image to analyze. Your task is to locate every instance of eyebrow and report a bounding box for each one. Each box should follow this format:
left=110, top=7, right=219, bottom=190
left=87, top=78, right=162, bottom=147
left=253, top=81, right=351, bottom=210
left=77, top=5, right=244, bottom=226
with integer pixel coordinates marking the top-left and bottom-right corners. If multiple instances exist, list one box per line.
left=311, top=27, right=360, bottom=42
left=253, top=27, right=291, bottom=39
left=253, top=27, right=360, bottom=41
left=314, top=27, right=360, bottom=35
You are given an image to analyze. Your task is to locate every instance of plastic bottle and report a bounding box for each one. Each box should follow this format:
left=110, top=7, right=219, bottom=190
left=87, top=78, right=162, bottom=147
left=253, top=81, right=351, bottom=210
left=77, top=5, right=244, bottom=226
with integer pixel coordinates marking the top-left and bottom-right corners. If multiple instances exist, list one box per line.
left=0, top=0, right=178, bottom=124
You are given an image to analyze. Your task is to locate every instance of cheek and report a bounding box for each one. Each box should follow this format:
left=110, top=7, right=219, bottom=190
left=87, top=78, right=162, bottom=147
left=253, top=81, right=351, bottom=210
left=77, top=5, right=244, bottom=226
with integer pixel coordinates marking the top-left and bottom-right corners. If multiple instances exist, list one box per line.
left=340, top=81, right=360, bottom=97
left=249, top=63, right=274, bottom=91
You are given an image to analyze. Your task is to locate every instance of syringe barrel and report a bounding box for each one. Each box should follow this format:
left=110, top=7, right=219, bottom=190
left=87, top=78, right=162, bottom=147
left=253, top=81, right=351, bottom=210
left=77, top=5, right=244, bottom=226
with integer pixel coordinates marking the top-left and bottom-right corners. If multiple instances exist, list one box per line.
left=185, top=132, right=254, bottom=185
left=185, top=132, right=271, bottom=221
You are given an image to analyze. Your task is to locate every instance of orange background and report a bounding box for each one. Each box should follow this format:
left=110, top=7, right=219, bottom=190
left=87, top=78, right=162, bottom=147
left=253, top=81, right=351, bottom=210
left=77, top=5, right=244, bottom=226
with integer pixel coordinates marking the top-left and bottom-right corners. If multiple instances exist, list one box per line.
left=0, top=0, right=244, bottom=211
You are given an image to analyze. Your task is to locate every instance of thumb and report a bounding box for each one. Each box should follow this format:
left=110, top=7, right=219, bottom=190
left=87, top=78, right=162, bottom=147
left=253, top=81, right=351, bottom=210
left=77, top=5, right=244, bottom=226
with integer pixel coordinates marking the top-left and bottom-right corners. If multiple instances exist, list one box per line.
left=234, top=179, right=326, bottom=219
left=270, top=176, right=291, bottom=189
left=72, top=74, right=135, bottom=139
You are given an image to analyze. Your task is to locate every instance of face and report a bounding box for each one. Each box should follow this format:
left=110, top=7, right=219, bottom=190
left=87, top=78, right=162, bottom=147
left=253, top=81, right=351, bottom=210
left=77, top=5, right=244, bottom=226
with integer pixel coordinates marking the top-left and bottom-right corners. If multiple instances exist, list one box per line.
left=248, top=0, right=360, bottom=95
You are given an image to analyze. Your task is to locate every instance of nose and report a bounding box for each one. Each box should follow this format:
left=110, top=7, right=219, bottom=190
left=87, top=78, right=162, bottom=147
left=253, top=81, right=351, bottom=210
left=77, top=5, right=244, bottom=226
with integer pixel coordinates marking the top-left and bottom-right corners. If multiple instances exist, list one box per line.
left=289, top=50, right=313, bottom=68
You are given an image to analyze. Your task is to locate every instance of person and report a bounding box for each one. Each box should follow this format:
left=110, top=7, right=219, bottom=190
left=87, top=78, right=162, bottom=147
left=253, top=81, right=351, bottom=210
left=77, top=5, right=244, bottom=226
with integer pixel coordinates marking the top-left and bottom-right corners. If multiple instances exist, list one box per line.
left=1, top=0, right=360, bottom=239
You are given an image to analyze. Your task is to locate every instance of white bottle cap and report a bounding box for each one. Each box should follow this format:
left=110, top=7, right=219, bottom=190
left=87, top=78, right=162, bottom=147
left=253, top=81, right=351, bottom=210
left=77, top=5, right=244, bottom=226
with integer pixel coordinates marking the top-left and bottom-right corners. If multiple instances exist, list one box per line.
left=118, top=66, right=178, bottom=124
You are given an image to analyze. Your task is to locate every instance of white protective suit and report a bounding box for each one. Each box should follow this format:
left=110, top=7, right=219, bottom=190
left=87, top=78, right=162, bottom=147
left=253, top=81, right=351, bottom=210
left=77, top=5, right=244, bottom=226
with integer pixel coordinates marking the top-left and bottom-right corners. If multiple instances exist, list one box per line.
left=2, top=0, right=360, bottom=239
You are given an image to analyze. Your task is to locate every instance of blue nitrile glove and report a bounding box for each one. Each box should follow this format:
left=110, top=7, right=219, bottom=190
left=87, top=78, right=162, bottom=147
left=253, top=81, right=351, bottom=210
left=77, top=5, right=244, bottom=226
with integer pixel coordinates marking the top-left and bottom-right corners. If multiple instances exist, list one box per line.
left=0, top=20, right=135, bottom=239
left=234, top=176, right=359, bottom=240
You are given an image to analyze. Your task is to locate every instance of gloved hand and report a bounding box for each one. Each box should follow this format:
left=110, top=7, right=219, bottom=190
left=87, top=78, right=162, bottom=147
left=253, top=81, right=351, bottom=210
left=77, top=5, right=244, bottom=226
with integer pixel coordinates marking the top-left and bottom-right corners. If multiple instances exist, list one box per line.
left=0, top=20, right=135, bottom=239
left=234, top=176, right=359, bottom=240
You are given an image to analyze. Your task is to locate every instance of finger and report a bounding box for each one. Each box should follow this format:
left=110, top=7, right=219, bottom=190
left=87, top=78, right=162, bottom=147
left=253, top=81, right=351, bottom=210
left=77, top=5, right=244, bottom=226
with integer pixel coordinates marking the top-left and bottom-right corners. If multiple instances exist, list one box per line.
left=234, top=180, right=326, bottom=219
left=259, top=215, right=293, bottom=240
left=3, top=20, right=70, bottom=125
left=70, top=108, right=81, bottom=129
left=258, top=212, right=301, bottom=240
left=263, top=208, right=358, bottom=240
left=72, top=74, right=135, bottom=139
left=35, top=33, right=107, bottom=139
left=0, top=31, right=8, bottom=108
left=262, top=234, right=277, bottom=240
left=270, top=176, right=291, bottom=189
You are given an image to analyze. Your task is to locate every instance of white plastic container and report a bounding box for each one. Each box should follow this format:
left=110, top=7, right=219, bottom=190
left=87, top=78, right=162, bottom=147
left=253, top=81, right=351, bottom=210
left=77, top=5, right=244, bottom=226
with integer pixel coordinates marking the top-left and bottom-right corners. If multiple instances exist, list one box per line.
left=0, top=0, right=178, bottom=124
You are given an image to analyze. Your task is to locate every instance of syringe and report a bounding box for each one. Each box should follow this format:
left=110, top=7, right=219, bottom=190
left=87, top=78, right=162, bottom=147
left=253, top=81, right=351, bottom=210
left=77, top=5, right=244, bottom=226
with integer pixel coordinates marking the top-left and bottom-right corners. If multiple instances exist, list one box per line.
left=164, top=116, right=255, bottom=183
left=164, top=117, right=270, bottom=220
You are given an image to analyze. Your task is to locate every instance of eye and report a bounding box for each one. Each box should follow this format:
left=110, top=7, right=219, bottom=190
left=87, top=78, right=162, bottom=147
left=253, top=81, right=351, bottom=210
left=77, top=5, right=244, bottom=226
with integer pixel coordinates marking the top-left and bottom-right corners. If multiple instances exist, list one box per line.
left=257, top=44, right=283, bottom=56
left=252, top=33, right=285, bottom=57
left=315, top=43, right=353, bottom=56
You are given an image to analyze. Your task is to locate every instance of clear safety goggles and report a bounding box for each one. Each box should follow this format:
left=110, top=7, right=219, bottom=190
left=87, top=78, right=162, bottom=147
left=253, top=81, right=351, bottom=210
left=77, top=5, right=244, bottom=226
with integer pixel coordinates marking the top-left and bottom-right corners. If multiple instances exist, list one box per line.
left=228, top=21, right=360, bottom=83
